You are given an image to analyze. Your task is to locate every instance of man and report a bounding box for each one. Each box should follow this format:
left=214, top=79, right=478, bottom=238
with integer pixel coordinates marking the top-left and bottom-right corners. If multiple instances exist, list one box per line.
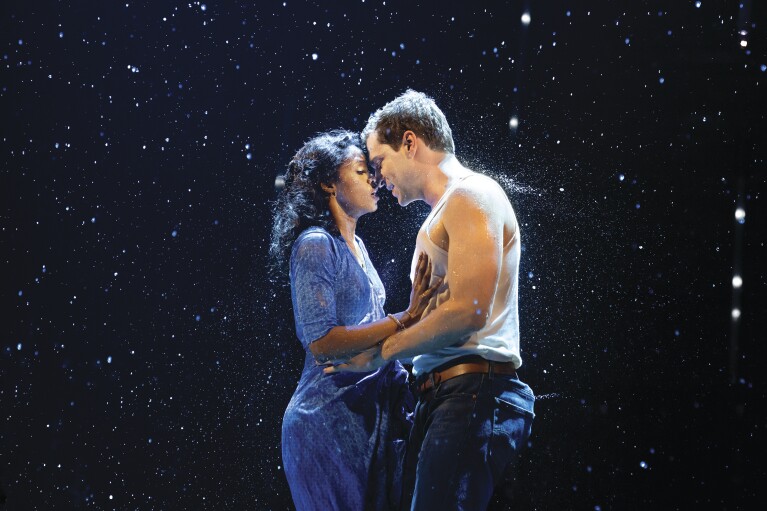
left=330, top=90, right=535, bottom=510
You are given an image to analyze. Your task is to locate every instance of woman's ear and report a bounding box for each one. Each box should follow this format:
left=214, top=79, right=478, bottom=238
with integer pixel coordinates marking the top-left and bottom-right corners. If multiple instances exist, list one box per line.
left=320, top=182, right=336, bottom=196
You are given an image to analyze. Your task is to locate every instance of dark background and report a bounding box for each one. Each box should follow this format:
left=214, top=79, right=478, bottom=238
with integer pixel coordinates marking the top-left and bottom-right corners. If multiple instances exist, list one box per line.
left=2, top=1, right=765, bottom=509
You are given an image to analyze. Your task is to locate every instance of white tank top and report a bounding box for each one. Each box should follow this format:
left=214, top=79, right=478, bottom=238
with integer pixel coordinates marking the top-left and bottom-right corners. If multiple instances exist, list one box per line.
left=410, top=173, right=523, bottom=376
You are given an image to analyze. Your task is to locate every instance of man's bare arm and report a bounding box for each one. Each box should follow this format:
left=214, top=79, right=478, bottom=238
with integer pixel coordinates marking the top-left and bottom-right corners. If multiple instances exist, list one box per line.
left=381, top=182, right=505, bottom=361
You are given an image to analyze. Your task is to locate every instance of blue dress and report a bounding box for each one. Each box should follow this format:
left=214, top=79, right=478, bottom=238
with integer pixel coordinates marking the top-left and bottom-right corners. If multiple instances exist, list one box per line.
left=282, top=227, right=413, bottom=511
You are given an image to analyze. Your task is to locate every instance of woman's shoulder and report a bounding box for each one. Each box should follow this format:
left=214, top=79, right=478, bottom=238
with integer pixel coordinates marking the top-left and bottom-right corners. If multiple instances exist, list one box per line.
left=295, top=226, right=336, bottom=245
left=291, top=227, right=339, bottom=260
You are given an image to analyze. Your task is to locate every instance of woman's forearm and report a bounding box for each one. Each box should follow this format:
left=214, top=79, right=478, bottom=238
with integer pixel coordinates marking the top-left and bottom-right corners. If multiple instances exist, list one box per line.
left=308, top=311, right=412, bottom=362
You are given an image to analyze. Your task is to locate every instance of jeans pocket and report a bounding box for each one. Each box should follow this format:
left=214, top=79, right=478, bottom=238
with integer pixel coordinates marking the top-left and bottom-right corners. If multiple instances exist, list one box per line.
left=494, top=396, right=534, bottom=423
left=492, top=396, right=534, bottom=449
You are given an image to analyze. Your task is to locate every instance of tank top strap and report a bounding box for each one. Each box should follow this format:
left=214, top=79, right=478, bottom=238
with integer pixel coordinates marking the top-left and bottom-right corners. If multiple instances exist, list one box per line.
left=425, top=173, right=476, bottom=233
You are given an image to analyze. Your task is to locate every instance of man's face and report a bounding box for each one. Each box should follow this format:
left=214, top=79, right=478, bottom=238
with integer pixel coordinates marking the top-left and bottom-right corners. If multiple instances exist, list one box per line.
left=366, top=132, right=415, bottom=206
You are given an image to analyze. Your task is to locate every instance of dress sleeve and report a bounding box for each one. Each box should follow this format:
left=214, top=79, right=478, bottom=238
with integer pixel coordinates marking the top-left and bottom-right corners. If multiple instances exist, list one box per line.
left=290, top=231, right=338, bottom=349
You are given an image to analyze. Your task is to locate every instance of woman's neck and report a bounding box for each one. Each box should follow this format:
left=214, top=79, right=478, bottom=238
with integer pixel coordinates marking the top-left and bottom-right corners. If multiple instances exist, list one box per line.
left=334, top=210, right=364, bottom=267
left=329, top=201, right=358, bottom=245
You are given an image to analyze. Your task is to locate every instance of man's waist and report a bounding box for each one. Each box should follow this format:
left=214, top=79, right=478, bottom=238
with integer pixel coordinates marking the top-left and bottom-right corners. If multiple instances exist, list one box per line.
left=412, top=343, right=520, bottom=375
left=414, top=354, right=517, bottom=394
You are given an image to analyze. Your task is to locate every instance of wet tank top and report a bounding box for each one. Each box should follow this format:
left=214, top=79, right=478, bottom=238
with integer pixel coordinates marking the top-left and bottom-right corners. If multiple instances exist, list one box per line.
left=410, top=173, right=523, bottom=376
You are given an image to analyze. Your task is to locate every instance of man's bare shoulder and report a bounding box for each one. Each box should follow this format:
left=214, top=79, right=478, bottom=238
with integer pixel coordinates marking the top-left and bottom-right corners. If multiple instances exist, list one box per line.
left=447, top=172, right=511, bottom=212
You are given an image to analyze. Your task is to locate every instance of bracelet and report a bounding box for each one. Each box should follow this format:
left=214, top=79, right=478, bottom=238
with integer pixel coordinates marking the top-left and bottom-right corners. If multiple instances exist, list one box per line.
left=387, top=313, right=405, bottom=331
left=403, top=310, right=414, bottom=323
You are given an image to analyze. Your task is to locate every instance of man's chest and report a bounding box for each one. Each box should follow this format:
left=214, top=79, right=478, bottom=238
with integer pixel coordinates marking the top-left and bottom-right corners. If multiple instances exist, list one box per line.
left=425, top=213, right=449, bottom=252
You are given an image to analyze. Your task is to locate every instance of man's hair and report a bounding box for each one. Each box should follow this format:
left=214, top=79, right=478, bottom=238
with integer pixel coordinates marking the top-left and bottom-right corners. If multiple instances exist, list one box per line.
left=362, top=89, right=455, bottom=154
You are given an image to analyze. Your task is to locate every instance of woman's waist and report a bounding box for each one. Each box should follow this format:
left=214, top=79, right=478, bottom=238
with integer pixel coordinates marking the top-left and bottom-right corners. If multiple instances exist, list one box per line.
left=296, top=359, right=407, bottom=389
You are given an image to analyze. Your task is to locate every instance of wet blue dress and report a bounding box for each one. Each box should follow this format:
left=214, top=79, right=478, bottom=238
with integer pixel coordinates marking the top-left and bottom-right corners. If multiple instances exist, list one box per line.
left=282, top=227, right=413, bottom=511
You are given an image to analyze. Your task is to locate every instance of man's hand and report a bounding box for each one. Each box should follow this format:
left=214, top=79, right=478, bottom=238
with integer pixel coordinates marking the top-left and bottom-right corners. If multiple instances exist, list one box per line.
left=323, top=344, right=385, bottom=374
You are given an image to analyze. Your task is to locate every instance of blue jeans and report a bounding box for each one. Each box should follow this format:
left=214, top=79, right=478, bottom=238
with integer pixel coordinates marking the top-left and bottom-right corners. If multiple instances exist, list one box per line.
left=402, top=371, right=535, bottom=511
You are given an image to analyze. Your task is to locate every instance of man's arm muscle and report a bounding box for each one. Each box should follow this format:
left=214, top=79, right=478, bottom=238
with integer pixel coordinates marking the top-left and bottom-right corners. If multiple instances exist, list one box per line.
left=381, top=182, right=504, bottom=360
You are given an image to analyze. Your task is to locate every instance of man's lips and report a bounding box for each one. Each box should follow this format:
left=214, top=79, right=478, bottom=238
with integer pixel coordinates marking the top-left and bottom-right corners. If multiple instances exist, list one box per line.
left=376, top=181, right=396, bottom=198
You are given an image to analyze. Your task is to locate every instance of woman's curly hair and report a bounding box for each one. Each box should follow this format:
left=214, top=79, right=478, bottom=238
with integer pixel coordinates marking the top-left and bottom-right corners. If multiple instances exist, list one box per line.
left=269, top=130, right=363, bottom=276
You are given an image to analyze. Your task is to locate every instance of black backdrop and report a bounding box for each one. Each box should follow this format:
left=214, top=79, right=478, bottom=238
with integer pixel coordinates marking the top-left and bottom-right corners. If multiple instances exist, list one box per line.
left=2, top=1, right=765, bottom=509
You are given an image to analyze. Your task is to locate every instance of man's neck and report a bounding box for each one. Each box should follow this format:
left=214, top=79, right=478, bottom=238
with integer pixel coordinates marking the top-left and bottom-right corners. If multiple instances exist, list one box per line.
left=422, top=154, right=469, bottom=208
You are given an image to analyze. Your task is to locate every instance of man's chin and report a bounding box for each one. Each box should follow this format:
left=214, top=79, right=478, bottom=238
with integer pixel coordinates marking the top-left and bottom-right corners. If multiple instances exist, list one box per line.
left=390, top=189, right=409, bottom=206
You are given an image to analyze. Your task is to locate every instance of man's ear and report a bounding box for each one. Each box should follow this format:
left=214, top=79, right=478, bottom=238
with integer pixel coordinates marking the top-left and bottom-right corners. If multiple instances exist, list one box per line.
left=320, top=182, right=336, bottom=196
left=402, top=130, right=417, bottom=156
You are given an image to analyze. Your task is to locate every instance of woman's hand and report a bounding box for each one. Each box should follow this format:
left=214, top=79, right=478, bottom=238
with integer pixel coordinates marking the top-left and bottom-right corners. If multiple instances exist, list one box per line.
left=323, top=344, right=385, bottom=374
left=405, top=253, right=442, bottom=326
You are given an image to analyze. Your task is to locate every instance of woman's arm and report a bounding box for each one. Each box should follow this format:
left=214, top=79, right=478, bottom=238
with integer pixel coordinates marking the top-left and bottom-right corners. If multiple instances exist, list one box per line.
left=308, top=311, right=410, bottom=363
left=309, top=253, right=439, bottom=363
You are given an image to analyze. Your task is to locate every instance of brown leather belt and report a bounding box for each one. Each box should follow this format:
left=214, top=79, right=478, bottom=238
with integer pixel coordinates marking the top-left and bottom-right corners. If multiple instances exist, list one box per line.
left=415, top=356, right=517, bottom=394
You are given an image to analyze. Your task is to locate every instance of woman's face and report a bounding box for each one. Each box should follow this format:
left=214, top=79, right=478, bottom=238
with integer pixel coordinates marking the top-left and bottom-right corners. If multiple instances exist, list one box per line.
left=332, top=146, right=379, bottom=219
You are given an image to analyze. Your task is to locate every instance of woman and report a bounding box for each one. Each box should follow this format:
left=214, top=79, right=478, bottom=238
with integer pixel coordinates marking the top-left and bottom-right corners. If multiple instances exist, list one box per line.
left=270, top=130, right=438, bottom=510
